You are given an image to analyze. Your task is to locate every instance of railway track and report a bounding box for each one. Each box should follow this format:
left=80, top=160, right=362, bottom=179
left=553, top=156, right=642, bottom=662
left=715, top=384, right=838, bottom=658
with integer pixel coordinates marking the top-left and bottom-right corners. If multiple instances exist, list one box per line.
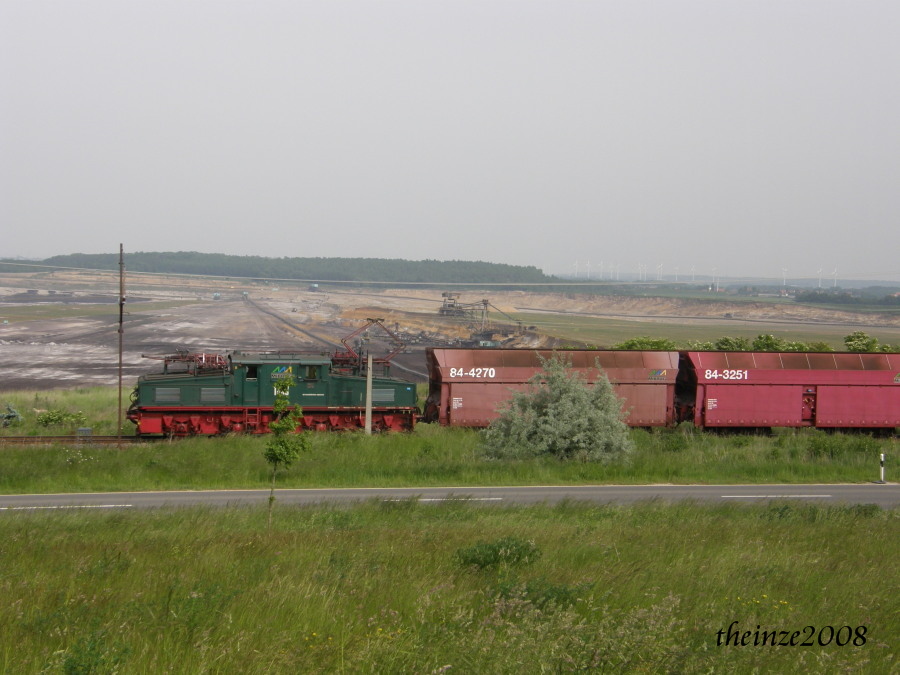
left=244, top=297, right=340, bottom=349
left=0, top=435, right=145, bottom=446
left=245, top=297, right=429, bottom=379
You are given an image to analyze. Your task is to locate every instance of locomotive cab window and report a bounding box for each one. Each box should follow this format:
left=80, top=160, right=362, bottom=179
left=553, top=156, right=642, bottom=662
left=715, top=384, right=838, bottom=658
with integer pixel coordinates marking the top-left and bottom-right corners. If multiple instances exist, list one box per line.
left=305, top=366, right=319, bottom=380
left=154, top=387, right=181, bottom=404
left=246, top=365, right=258, bottom=380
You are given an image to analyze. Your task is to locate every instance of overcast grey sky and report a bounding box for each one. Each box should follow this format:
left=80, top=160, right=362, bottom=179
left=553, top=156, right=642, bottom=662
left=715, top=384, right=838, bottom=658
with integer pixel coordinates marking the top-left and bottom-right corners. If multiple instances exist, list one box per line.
left=2, top=0, right=898, bottom=282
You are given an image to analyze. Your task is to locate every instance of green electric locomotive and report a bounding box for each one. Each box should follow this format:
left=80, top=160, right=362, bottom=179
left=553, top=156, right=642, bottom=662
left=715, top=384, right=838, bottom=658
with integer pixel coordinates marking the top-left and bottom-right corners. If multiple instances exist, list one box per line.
left=127, top=350, right=418, bottom=436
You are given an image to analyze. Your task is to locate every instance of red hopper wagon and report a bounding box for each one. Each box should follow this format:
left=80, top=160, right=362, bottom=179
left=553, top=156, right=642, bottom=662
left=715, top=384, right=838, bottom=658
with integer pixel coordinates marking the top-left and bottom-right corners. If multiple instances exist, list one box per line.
left=424, top=347, right=900, bottom=432
left=424, top=348, right=680, bottom=428
left=679, top=351, right=900, bottom=431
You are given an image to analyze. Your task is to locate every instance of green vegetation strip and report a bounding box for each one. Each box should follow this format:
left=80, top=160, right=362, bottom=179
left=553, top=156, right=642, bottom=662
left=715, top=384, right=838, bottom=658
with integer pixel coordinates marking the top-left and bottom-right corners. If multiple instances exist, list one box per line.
left=1, top=388, right=894, bottom=493
left=0, top=501, right=895, bottom=673
left=0, top=425, right=892, bottom=493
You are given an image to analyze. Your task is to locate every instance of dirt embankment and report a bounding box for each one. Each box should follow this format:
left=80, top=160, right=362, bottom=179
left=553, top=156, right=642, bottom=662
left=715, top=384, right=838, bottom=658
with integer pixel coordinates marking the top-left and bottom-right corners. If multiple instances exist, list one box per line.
left=450, top=291, right=898, bottom=327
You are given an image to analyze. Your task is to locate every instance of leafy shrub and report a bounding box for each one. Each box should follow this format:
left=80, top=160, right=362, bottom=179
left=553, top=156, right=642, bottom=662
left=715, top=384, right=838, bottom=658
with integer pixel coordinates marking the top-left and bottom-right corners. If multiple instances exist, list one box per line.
left=844, top=330, right=878, bottom=352
left=752, top=334, right=786, bottom=352
left=263, top=377, right=309, bottom=527
left=686, top=340, right=715, bottom=350
left=782, top=341, right=810, bottom=352
left=481, top=353, right=633, bottom=462
left=714, top=336, right=752, bottom=351
left=36, top=409, right=88, bottom=428
left=2, top=403, right=23, bottom=428
left=456, top=536, right=541, bottom=570
left=613, top=336, right=677, bottom=350
left=806, top=341, right=835, bottom=352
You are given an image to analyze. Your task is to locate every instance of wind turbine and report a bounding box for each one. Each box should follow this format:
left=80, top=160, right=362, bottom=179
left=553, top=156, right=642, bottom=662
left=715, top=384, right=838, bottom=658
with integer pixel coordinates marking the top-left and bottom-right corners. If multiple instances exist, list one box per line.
left=656, top=263, right=663, bottom=281
left=817, top=268, right=823, bottom=288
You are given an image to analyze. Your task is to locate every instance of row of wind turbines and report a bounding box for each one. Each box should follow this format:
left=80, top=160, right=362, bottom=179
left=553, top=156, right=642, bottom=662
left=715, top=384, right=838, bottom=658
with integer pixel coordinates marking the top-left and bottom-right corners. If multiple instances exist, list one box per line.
left=566, top=261, right=841, bottom=287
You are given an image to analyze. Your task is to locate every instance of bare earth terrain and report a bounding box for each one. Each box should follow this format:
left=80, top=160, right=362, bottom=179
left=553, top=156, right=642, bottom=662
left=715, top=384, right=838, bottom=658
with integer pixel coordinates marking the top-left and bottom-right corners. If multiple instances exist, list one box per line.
left=1, top=271, right=898, bottom=392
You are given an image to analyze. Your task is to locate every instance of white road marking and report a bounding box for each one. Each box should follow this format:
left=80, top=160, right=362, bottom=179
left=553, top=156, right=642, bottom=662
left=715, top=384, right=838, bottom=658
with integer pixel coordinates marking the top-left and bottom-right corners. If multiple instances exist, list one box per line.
left=721, top=495, right=832, bottom=499
left=382, top=497, right=503, bottom=502
left=0, top=504, right=134, bottom=511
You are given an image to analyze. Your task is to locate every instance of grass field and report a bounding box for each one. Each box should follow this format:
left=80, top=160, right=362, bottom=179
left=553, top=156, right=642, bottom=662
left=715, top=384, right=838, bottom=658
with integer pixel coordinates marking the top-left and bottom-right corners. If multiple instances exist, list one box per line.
left=1, top=386, right=896, bottom=673
left=1, top=501, right=896, bottom=673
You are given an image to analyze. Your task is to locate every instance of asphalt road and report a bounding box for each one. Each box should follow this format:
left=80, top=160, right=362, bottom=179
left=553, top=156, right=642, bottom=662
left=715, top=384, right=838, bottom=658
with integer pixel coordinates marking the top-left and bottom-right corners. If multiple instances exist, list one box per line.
left=1, top=483, right=898, bottom=511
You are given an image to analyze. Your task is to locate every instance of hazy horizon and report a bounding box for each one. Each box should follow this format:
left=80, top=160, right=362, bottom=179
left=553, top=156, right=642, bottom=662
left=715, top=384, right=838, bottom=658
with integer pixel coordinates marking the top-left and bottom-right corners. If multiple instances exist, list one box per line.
left=2, top=1, right=898, bottom=282
left=3, top=251, right=898, bottom=289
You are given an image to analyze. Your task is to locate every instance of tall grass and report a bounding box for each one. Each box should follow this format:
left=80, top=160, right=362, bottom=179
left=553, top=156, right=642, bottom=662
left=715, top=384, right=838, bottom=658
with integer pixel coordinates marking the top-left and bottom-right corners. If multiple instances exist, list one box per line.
left=0, top=423, right=893, bottom=494
left=1, top=387, right=126, bottom=436
left=0, top=387, right=894, bottom=493
left=0, top=501, right=895, bottom=673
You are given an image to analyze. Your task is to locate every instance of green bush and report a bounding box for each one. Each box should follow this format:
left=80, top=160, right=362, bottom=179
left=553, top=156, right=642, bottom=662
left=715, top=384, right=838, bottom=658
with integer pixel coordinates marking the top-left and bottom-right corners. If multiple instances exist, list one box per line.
left=613, top=336, right=678, bottom=350
left=714, top=336, right=752, bottom=351
left=844, top=330, right=879, bottom=352
left=752, top=334, right=786, bottom=351
left=36, top=409, right=88, bottom=428
left=481, top=353, right=633, bottom=463
left=456, top=536, right=542, bottom=570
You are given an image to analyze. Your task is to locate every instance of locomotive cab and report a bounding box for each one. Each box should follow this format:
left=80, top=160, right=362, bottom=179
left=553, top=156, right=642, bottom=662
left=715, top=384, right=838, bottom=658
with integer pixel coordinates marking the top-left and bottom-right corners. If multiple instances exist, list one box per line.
left=128, top=350, right=417, bottom=436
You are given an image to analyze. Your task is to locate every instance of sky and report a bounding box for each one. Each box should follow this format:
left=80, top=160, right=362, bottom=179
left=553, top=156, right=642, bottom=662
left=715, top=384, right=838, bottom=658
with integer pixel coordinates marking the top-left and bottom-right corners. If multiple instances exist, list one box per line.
left=2, top=0, right=898, bottom=283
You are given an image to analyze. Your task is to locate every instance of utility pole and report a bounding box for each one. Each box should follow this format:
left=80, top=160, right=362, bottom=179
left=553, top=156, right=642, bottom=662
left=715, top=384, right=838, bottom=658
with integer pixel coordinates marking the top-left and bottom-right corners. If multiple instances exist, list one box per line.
left=365, top=353, right=373, bottom=434
left=117, top=244, right=126, bottom=445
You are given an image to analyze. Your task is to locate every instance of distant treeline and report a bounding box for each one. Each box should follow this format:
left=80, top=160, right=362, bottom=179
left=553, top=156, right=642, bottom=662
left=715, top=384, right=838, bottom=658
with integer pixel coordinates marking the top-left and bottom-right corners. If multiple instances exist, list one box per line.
left=7, top=252, right=554, bottom=285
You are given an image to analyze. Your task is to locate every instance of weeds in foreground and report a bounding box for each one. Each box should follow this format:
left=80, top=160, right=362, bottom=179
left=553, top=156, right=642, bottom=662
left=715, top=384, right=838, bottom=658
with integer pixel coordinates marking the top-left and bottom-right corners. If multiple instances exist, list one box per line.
left=0, top=501, right=895, bottom=673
